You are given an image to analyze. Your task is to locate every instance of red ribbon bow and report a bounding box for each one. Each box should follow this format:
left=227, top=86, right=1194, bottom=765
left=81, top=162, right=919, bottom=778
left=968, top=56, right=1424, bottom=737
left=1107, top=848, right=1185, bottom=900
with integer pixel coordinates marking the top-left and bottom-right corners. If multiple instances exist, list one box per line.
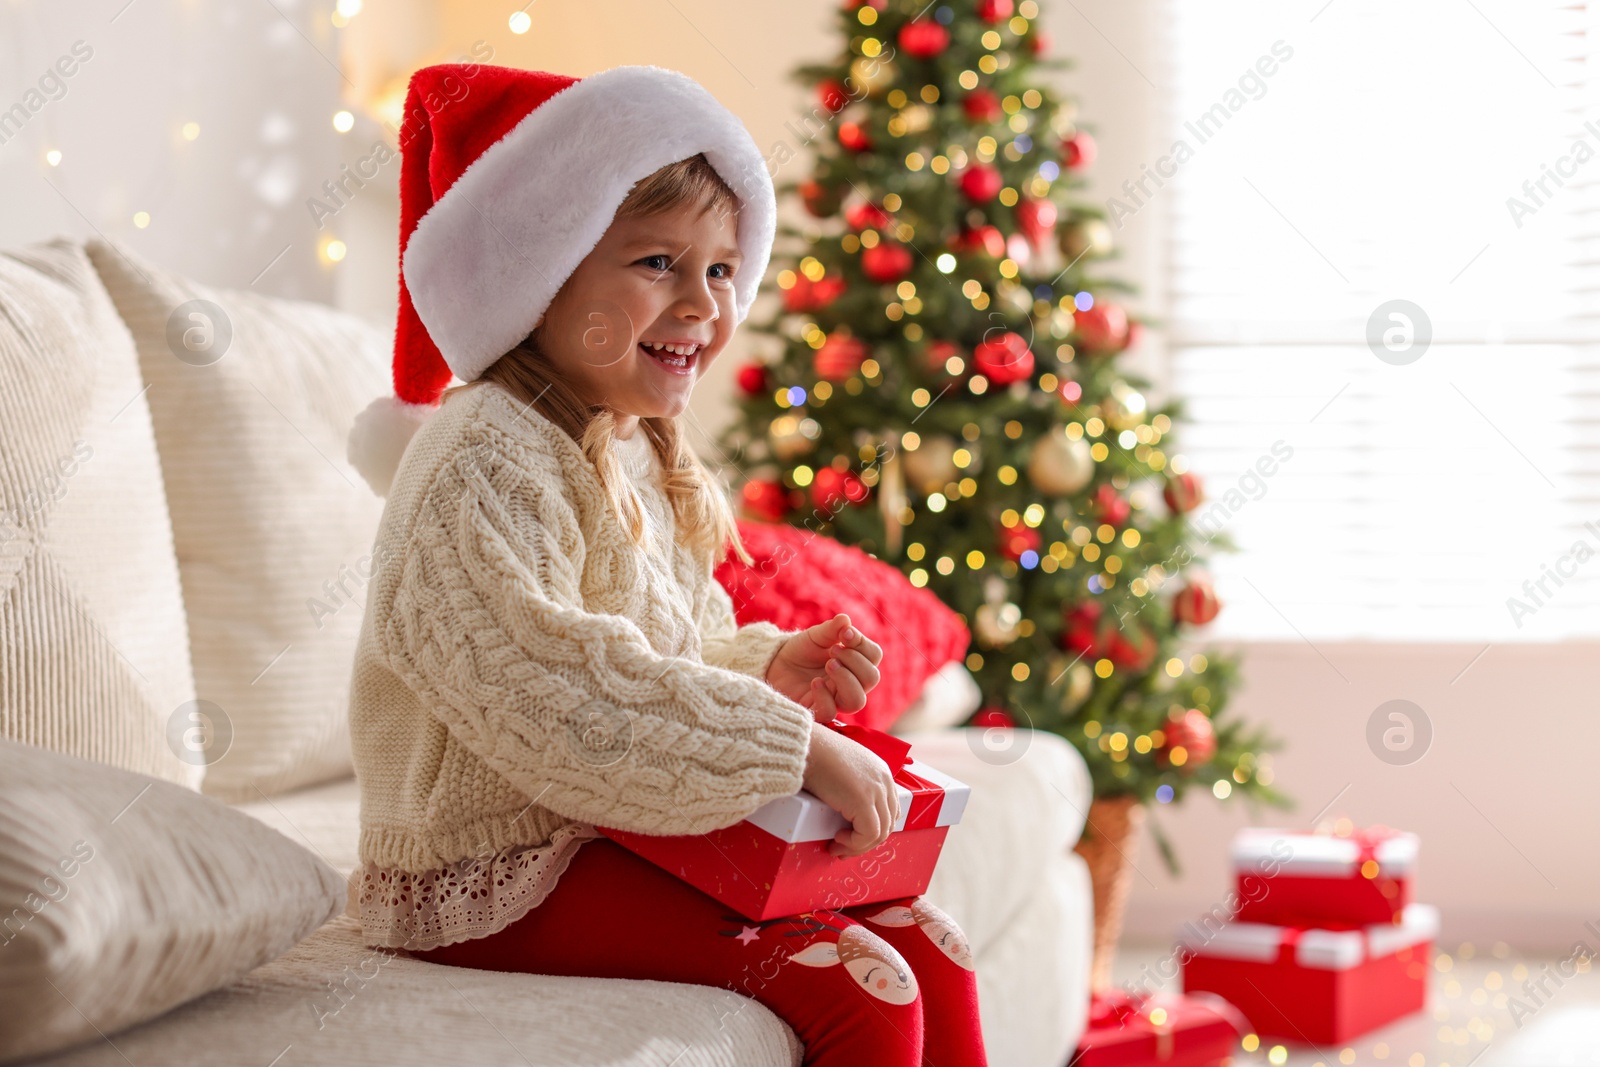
left=822, top=719, right=912, bottom=777
left=821, top=719, right=944, bottom=830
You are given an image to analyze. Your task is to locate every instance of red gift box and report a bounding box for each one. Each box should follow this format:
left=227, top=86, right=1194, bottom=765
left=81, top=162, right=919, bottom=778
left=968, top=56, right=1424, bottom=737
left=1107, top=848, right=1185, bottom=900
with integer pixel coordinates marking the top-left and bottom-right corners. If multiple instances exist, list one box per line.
left=596, top=719, right=970, bottom=920
left=1072, top=990, right=1248, bottom=1067
left=1180, top=902, right=1438, bottom=1045
left=1231, top=825, right=1418, bottom=926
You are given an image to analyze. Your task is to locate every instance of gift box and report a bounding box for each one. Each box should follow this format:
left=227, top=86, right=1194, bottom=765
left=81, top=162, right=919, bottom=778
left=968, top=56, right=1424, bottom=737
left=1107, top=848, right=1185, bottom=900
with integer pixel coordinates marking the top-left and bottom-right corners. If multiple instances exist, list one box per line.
left=1231, top=825, right=1418, bottom=926
left=595, top=719, right=970, bottom=920
left=1180, top=902, right=1438, bottom=1044
left=1072, top=990, right=1249, bottom=1067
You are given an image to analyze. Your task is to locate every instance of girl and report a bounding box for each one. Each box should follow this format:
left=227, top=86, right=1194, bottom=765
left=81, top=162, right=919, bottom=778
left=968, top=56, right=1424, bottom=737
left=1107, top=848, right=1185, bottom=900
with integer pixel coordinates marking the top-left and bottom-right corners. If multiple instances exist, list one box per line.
left=345, top=63, right=988, bottom=1066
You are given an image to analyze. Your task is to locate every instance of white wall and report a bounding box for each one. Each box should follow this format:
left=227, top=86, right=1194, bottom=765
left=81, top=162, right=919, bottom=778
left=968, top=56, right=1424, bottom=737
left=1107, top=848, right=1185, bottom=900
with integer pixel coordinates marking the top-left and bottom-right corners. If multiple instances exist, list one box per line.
left=0, top=0, right=345, bottom=301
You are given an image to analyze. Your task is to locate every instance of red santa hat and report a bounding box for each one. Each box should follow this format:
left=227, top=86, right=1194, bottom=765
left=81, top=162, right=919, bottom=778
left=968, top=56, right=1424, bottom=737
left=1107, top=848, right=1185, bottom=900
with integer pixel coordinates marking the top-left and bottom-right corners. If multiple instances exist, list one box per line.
left=347, top=62, right=777, bottom=496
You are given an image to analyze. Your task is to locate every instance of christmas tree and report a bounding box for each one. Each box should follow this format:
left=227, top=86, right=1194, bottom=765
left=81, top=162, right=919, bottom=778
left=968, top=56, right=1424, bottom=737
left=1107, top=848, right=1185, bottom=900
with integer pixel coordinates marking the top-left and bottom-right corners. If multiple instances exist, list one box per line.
left=717, top=0, right=1284, bottom=869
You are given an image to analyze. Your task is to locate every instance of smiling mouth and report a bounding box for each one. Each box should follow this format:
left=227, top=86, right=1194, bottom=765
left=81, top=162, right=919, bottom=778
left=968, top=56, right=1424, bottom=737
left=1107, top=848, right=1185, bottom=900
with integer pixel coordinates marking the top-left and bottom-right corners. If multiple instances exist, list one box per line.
left=638, top=341, right=701, bottom=371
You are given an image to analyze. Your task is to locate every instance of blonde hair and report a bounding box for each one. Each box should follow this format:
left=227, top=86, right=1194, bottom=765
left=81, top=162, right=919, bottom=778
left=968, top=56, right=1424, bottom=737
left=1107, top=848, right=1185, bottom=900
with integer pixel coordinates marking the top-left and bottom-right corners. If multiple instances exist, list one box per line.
left=440, top=152, right=753, bottom=567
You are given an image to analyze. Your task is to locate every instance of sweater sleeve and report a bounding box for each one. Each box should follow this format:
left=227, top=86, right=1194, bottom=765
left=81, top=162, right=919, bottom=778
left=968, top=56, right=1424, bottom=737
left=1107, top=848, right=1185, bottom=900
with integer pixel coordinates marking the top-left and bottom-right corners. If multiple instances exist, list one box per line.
left=696, top=562, right=803, bottom=683
left=378, top=445, right=814, bottom=838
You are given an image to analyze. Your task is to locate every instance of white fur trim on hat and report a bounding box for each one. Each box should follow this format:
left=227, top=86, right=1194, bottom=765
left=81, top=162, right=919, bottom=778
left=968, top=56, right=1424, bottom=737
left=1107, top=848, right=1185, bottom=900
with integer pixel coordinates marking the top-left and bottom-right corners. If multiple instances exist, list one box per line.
left=347, top=394, right=437, bottom=497
left=401, top=64, right=776, bottom=384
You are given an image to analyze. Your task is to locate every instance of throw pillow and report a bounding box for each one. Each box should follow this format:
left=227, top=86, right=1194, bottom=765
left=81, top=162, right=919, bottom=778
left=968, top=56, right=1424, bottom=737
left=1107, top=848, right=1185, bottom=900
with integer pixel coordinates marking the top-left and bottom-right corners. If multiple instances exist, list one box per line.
left=0, top=737, right=345, bottom=1063
left=0, top=239, right=198, bottom=789
left=85, top=238, right=389, bottom=802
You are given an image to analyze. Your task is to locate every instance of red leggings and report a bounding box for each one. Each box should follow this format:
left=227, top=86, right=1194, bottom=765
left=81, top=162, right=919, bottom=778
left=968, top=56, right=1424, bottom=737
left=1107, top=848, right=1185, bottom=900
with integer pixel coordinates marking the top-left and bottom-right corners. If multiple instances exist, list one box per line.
left=410, top=837, right=989, bottom=1067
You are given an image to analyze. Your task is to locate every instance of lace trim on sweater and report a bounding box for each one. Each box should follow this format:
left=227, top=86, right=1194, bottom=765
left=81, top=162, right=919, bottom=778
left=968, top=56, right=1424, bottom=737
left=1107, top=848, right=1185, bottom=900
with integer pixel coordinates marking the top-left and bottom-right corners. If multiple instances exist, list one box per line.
left=353, top=821, right=604, bottom=951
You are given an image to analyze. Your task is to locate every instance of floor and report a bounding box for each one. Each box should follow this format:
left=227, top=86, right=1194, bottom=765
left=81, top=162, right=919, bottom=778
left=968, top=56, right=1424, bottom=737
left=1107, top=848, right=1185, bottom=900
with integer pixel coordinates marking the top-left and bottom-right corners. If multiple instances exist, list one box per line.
left=1112, top=941, right=1600, bottom=1067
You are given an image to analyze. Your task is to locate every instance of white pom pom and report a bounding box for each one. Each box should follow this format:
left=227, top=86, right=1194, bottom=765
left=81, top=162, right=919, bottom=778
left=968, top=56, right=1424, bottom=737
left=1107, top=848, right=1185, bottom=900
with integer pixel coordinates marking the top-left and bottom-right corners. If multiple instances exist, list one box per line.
left=347, top=394, right=437, bottom=497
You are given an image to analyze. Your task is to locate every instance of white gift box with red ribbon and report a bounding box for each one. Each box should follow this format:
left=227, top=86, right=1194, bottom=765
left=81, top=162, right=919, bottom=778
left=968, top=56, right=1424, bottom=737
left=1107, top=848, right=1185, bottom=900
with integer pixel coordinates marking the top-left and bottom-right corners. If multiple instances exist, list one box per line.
left=1231, top=825, right=1418, bottom=925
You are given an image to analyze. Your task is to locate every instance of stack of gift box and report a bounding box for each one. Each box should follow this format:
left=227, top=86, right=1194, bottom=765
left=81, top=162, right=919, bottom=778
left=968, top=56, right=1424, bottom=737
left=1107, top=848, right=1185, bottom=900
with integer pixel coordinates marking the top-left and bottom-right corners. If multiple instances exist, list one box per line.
left=1179, top=824, right=1436, bottom=1045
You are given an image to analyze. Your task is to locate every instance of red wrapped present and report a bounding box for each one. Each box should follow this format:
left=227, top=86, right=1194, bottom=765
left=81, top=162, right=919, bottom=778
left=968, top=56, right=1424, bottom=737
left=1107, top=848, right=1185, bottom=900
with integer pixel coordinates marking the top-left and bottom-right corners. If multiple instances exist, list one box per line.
left=1073, top=990, right=1249, bottom=1067
left=1231, top=825, right=1418, bottom=926
left=1180, top=902, right=1438, bottom=1044
left=595, top=719, right=970, bottom=920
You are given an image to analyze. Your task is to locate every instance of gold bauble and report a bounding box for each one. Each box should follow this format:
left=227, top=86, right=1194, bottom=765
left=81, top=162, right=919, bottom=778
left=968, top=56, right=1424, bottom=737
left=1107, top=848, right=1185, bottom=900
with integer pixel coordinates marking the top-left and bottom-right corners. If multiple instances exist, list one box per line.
left=899, top=103, right=932, bottom=134
left=976, top=602, right=1023, bottom=648
left=1063, top=661, right=1094, bottom=711
left=769, top=414, right=816, bottom=462
left=902, top=433, right=960, bottom=495
left=850, top=54, right=897, bottom=97
left=1027, top=428, right=1095, bottom=495
left=1104, top=381, right=1148, bottom=430
left=1060, top=218, right=1114, bottom=262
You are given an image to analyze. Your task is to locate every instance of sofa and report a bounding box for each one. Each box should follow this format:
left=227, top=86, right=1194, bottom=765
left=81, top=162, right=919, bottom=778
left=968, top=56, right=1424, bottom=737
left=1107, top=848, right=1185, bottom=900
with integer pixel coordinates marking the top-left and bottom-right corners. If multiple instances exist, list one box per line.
left=0, top=237, right=1093, bottom=1066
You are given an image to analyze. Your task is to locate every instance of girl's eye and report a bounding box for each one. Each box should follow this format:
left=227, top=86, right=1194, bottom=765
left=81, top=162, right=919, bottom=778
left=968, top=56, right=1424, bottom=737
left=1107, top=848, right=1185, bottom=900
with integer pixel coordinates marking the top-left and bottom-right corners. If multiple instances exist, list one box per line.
left=636, top=255, right=736, bottom=281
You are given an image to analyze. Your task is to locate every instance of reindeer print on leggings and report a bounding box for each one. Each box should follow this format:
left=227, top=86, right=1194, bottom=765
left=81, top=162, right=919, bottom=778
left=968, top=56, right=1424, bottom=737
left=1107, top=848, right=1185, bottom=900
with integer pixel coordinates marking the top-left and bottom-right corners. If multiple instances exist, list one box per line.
left=863, top=897, right=976, bottom=972
left=777, top=912, right=920, bottom=1005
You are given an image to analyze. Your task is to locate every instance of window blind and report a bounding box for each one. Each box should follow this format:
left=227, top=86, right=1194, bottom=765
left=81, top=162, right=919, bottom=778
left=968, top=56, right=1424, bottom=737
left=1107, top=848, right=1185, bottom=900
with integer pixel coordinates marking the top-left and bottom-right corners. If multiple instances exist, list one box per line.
left=1154, top=0, right=1600, bottom=641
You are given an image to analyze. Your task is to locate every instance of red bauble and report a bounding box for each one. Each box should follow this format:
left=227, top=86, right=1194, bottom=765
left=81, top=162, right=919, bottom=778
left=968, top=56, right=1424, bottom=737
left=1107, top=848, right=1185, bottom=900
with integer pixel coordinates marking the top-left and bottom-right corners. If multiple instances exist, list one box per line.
left=963, top=88, right=1002, bottom=123
left=847, top=201, right=893, bottom=231
left=815, top=334, right=870, bottom=381
left=1093, top=484, right=1130, bottom=527
left=899, top=20, right=950, bottom=58
left=741, top=479, right=795, bottom=523
left=1073, top=302, right=1130, bottom=353
left=1061, top=600, right=1154, bottom=669
left=1031, top=30, right=1051, bottom=55
left=735, top=362, right=769, bottom=397
left=1163, top=471, right=1204, bottom=514
left=999, top=520, right=1040, bottom=562
left=971, top=707, right=1016, bottom=729
left=1160, top=708, right=1217, bottom=769
left=951, top=224, right=1006, bottom=259
left=839, top=122, right=873, bottom=153
left=800, top=180, right=841, bottom=218
left=1062, top=600, right=1105, bottom=657
left=782, top=274, right=847, bottom=314
left=811, top=466, right=870, bottom=512
left=1106, top=626, right=1156, bottom=670
left=861, top=241, right=913, bottom=283
left=1064, top=131, right=1097, bottom=170
left=845, top=0, right=888, bottom=8
left=1173, top=577, right=1222, bottom=626
left=1015, top=198, right=1058, bottom=248
left=959, top=164, right=1004, bottom=203
left=924, top=338, right=963, bottom=374
left=818, top=79, right=851, bottom=115
left=977, top=0, right=1014, bottom=22
left=972, top=331, right=1035, bottom=385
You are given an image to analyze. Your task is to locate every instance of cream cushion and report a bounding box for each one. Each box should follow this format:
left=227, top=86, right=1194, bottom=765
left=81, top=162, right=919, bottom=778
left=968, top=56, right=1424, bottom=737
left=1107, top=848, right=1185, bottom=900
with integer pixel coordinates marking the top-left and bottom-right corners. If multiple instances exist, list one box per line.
left=0, top=239, right=198, bottom=789
left=85, top=238, right=390, bottom=802
left=0, top=738, right=345, bottom=1064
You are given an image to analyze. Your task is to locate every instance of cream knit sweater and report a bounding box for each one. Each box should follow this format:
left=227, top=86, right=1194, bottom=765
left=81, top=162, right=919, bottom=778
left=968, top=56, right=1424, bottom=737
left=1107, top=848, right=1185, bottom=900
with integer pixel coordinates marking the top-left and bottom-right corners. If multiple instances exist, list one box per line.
left=348, top=380, right=815, bottom=874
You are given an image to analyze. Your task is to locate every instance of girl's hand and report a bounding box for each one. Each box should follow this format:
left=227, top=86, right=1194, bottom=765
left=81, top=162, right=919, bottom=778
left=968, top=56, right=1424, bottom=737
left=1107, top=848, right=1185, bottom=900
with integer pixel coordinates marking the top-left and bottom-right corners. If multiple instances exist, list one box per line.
left=766, top=613, right=884, bottom=722
left=803, top=721, right=901, bottom=857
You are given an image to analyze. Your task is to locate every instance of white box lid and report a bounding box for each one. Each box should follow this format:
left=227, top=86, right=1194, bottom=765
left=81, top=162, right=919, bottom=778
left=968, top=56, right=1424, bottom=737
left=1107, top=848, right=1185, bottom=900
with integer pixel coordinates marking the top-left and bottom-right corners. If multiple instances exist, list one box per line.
left=744, top=758, right=970, bottom=844
left=1178, top=902, right=1440, bottom=971
left=1232, top=826, right=1419, bottom=878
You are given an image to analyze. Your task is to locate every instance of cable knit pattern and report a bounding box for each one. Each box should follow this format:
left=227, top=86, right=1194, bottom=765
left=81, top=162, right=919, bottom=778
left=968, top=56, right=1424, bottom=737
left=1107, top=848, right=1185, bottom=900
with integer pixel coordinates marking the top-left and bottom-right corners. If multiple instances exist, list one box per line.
left=348, top=382, right=813, bottom=951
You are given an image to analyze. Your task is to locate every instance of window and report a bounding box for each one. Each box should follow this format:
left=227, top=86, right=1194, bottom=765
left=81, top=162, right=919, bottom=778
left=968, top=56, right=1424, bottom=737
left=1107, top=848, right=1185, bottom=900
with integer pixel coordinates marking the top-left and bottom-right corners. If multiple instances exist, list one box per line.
left=1156, top=0, right=1600, bottom=640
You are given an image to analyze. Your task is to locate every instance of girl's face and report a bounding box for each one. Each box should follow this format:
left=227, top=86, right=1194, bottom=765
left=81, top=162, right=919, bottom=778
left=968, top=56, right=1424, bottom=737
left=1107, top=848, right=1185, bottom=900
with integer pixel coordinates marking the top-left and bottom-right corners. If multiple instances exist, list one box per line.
left=533, top=195, right=742, bottom=434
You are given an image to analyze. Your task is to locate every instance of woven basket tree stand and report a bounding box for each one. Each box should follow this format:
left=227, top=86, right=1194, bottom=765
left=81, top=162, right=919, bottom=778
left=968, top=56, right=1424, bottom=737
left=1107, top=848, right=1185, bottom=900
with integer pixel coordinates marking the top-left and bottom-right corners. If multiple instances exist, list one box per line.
left=1071, top=795, right=1148, bottom=992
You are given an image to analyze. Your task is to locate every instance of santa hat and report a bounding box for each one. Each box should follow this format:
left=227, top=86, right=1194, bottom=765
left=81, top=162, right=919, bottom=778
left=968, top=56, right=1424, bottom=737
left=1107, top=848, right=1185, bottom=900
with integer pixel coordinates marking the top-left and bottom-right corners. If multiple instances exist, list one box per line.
left=347, top=63, right=777, bottom=496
